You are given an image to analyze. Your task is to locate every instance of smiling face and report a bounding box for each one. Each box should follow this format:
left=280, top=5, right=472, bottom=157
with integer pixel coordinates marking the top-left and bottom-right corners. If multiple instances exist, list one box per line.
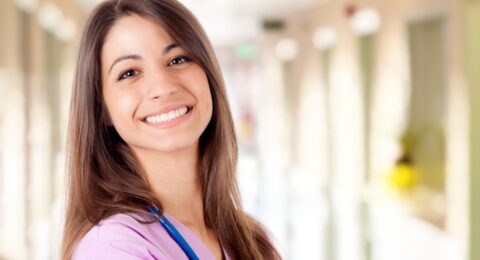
left=101, top=15, right=213, bottom=157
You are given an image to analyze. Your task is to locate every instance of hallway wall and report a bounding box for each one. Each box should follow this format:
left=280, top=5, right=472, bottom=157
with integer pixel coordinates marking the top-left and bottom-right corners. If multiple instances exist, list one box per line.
left=250, top=0, right=470, bottom=259
left=0, top=0, right=478, bottom=259
left=0, top=0, right=83, bottom=259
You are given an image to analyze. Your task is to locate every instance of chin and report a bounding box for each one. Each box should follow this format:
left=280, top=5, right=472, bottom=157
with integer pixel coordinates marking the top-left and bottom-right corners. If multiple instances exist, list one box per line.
left=151, top=138, right=199, bottom=153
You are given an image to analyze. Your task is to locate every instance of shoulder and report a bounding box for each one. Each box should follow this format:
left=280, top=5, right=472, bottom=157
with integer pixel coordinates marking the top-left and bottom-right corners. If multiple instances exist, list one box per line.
left=72, top=213, right=169, bottom=259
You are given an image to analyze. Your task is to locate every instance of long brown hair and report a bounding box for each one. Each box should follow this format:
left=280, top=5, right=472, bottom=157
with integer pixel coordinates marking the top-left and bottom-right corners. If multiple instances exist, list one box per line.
left=61, top=0, right=280, bottom=259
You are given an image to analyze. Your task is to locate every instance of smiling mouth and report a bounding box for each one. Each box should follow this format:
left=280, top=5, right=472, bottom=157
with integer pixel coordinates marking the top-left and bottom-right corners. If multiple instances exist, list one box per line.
left=143, top=106, right=192, bottom=124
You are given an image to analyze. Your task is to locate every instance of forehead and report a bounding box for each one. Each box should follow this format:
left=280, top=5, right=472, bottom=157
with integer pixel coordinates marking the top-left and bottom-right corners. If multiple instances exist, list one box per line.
left=101, top=15, right=174, bottom=62
left=106, top=14, right=172, bottom=41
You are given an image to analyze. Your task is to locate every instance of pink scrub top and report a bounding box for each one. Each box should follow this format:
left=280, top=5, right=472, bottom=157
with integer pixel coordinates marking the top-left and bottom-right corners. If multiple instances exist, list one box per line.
left=72, top=212, right=231, bottom=260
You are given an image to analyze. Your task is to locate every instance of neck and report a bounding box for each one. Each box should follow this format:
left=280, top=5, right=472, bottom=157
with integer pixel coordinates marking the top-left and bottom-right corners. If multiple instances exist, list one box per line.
left=131, top=143, right=223, bottom=259
left=132, top=143, right=205, bottom=228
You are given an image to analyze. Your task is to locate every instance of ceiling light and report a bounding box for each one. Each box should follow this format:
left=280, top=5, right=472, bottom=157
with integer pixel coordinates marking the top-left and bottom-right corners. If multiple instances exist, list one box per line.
left=276, top=38, right=298, bottom=61
left=350, top=8, right=381, bottom=36
left=38, top=2, right=63, bottom=33
left=313, top=27, right=337, bottom=50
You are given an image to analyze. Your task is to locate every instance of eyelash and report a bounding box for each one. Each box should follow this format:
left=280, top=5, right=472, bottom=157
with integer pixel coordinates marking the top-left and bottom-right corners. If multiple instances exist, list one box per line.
left=168, top=56, right=192, bottom=66
left=117, top=56, right=192, bottom=81
left=118, top=69, right=139, bottom=81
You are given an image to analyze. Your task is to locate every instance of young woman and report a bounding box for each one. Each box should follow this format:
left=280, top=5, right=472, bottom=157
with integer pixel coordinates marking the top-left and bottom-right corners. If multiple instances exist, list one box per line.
left=61, top=0, right=281, bottom=259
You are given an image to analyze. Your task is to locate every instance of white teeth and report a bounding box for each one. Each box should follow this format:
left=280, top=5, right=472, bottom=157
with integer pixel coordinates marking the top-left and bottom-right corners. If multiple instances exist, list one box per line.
left=145, top=106, right=189, bottom=124
left=168, top=111, right=175, bottom=119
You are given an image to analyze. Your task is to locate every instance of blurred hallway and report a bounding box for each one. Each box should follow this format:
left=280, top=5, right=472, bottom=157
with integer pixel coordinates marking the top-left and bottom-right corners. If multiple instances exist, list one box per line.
left=0, top=0, right=479, bottom=259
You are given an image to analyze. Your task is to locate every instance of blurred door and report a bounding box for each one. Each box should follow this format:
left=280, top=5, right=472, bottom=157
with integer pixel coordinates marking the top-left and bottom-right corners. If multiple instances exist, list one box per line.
left=407, top=15, right=447, bottom=225
left=359, top=33, right=375, bottom=260
left=321, top=48, right=336, bottom=260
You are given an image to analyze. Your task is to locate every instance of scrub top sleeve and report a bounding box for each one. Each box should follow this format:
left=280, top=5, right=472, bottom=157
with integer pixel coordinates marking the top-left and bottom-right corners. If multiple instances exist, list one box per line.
left=73, top=219, right=172, bottom=260
left=73, top=239, right=170, bottom=260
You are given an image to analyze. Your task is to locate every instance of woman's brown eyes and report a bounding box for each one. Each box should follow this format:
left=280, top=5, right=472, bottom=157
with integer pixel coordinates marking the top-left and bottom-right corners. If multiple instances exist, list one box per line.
left=117, top=56, right=191, bottom=81
left=168, top=56, right=192, bottom=66
left=118, top=69, right=139, bottom=81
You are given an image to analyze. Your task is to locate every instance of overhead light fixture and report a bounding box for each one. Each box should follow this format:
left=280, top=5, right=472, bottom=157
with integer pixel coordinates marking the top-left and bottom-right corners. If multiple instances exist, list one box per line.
left=38, top=3, right=76, bottom=42
left=350, top=8, right=381, bottom=36
left=55, top=18, right=77, bottom=42
left=38, top=2, right=63, bottom=33
left=275, top=38, right=298, bottom=62
left=16, top=0, right=37, bottom=13
left=313, top=27, right=337, bottom=50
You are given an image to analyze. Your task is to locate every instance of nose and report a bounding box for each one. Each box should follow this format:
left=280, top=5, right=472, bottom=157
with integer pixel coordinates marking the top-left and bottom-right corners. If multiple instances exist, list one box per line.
left=146, top=71, right=179, bottom=101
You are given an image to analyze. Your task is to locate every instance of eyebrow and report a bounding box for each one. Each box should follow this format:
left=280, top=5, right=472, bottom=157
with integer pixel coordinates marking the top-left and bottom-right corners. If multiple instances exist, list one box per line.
left=107, top=43, right=179, bottom=74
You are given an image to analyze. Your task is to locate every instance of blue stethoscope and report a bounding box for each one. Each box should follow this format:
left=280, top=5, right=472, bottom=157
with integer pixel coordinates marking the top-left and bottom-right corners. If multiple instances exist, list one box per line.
left=148, top=206, right=200, bottom=260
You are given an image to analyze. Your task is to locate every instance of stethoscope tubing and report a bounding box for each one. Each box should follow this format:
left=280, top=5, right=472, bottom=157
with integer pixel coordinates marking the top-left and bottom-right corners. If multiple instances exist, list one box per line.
left=148, top=206, right=200, bottom=260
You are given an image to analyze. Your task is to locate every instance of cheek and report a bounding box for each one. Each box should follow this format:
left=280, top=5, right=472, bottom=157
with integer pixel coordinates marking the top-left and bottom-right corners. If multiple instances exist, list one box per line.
left=191, top=72, right=213, bottom=117
left=196, top=81, right=213, bottom=121
left=204, top=90, right=213, bottom=119
left=105, top=90, right=141, bottom=125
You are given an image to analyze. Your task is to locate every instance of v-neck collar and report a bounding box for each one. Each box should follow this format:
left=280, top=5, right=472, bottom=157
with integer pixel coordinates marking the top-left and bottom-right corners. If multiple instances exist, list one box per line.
left=163, top=213, right=230, bottom=260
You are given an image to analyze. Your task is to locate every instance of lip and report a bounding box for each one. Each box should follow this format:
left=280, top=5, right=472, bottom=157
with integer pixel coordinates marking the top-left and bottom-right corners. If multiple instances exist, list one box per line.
left=141, top=104, right=193, bottom=129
